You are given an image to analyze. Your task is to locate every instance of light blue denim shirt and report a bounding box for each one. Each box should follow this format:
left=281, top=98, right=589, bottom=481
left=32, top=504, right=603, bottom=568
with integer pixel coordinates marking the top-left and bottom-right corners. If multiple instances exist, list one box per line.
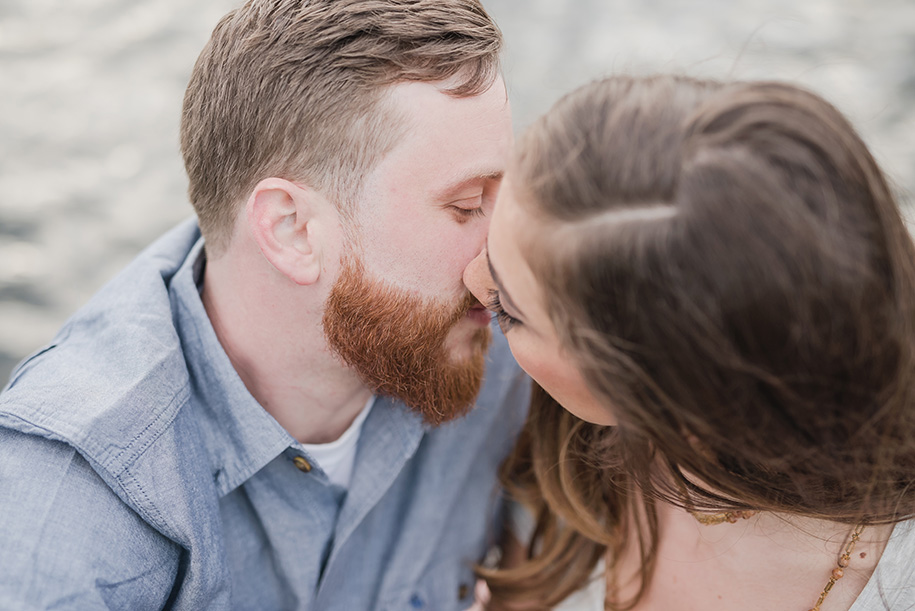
left=0, top=219, right=530, bottom=610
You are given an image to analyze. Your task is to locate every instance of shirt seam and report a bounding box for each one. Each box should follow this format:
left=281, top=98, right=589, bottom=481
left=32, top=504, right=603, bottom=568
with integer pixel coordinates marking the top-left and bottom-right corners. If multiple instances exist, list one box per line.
left=0, top=409, right=173, bottom=541
left=108, top=382, right=190, bottom=475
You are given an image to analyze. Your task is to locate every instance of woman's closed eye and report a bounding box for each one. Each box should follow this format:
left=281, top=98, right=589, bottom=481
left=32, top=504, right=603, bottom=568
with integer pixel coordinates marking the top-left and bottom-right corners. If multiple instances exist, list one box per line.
left=487, top=289, right=520, bottom=332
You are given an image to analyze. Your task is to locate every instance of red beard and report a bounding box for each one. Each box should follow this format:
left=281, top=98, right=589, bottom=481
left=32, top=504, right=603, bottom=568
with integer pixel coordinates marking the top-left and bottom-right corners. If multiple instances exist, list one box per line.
left=323, top=254, right=491, bottom=426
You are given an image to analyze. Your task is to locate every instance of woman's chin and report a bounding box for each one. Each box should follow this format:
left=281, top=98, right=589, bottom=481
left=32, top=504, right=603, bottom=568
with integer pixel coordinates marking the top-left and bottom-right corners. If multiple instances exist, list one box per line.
left=545, top=387, right=617, bottom=426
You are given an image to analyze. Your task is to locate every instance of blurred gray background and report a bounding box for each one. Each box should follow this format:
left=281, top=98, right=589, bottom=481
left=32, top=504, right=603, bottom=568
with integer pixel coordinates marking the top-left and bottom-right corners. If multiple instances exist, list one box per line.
left=1, top=0, right=914, bottom=385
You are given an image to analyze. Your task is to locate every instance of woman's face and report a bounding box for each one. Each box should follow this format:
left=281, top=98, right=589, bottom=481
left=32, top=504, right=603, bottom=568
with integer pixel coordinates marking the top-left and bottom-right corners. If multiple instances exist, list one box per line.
left=464, top=177, right=614, bottom=425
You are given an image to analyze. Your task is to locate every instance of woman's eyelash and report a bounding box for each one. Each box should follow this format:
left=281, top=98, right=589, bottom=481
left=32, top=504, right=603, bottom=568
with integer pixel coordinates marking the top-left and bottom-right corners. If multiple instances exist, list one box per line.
left=487, top=289, right=520, bottom=331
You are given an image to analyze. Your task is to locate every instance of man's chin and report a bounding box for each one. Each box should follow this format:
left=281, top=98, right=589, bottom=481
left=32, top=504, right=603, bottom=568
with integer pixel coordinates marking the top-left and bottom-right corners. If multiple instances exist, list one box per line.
left=422, top=330, right=492, bottom=425
left=443, top=323, right=493, bottom=364
left=400, top=329, right=492, bottom=427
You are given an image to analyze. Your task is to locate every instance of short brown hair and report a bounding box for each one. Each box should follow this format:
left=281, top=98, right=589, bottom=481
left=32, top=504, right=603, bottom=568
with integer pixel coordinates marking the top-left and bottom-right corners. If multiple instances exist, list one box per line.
left=180, top=0, right=503, bottom=254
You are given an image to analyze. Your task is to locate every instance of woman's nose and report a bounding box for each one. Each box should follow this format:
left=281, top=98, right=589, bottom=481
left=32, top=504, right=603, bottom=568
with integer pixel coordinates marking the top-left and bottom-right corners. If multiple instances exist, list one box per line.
left=463, top=248, right=491, bottom=307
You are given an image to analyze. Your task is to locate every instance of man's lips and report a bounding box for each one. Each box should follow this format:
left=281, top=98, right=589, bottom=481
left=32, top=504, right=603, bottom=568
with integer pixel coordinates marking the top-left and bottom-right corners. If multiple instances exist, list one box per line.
left=466, top=303, right=492, bottom=325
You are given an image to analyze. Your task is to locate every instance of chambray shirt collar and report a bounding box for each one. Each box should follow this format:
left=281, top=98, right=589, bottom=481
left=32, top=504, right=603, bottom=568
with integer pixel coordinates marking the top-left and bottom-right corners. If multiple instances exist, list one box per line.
left=169, top=238, right=298, bottom=497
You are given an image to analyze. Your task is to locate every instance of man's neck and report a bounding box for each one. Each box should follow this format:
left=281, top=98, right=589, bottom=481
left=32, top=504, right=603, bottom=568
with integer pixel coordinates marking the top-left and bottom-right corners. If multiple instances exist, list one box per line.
left=201, top=251, right=372, bottom=445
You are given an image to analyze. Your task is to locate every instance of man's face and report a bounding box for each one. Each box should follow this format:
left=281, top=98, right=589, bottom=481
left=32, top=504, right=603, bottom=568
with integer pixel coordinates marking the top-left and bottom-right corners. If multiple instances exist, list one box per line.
left=322, top=76, right=513, bottom=424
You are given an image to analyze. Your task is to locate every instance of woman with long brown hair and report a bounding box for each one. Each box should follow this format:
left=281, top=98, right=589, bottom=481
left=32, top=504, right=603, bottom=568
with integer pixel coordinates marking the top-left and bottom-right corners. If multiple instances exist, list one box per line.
left=464, top=74, right=915, bottom=610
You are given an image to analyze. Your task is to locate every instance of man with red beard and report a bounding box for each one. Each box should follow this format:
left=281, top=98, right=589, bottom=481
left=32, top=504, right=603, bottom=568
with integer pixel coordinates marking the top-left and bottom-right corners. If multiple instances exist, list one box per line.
left=0, top=2, right=529, bottom=610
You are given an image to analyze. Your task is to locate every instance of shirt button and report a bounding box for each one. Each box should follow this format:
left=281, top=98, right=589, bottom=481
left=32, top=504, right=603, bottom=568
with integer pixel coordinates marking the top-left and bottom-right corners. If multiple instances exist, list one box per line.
left=409, top=594, right=424, bottom=608
left=458, top=583, right=469, bottom=600
left=293, top=456, right=312, bottom=472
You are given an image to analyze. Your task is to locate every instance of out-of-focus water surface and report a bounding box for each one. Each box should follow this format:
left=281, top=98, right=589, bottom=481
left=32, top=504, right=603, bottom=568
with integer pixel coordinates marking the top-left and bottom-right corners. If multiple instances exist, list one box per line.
left=1, top=0, right=914, bottom=384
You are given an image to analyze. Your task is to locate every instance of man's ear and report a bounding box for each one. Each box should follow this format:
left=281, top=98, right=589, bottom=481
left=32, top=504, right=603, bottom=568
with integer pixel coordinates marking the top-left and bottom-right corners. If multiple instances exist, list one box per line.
left=245, top=177, right=331, bottom=286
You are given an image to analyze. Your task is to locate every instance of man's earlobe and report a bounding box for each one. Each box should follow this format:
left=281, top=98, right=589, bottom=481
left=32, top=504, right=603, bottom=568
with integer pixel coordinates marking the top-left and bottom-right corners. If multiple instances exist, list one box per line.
left=246, top=178, right=324, bottom=286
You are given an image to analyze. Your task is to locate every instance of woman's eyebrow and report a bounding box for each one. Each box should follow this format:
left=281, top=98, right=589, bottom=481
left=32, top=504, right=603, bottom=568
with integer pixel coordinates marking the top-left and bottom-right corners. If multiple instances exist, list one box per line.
left=486, top=243, right=526, bottom=319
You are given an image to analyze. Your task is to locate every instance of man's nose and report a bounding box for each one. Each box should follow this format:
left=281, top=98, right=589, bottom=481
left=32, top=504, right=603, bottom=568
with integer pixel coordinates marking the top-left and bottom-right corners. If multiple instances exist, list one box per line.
left=471, top=212, right=491, bottom=256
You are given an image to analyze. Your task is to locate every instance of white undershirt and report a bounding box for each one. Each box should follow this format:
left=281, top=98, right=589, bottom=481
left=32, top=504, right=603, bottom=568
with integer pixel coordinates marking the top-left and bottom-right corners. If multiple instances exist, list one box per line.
left=300, top=395, right=375, bottom=489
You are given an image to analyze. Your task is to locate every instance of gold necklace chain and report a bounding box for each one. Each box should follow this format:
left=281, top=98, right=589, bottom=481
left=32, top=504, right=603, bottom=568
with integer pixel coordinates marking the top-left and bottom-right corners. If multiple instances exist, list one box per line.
left=807, top=523, right=865, bottom=611
left=689, top=512, right=866, bottom=611
left=689, top=509, right=757, bottom=526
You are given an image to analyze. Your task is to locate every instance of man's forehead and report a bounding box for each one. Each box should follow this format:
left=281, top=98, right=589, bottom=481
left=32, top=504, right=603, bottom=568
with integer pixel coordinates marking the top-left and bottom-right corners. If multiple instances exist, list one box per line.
left=363, top=78, right=512, bottom=194
left=382, top=76, right=510, bottom=137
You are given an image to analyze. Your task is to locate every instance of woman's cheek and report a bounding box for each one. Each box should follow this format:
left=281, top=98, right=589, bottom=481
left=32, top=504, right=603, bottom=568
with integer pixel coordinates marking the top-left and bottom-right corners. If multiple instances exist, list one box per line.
left=507, top=335, right=615, bottom=425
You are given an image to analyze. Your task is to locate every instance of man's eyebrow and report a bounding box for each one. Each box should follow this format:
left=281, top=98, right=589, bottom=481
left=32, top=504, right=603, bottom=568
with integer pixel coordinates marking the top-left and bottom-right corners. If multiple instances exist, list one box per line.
left=486, top=243, right=526, bottom=319
left=435, top=170, right=503, bottom=201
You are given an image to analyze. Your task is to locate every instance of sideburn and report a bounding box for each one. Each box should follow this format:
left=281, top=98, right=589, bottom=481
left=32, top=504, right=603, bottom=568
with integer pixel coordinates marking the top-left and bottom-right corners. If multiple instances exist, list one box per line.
left=323, top=255, right=491, bottom=426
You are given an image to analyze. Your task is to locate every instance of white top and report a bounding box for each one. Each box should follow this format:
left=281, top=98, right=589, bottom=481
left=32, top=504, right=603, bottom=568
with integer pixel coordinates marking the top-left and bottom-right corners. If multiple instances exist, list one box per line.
left=509, top=503, right=915, bottom=610
left=850, top=519, right=915, bottom=610
left=300, top=395, right=375, bottom=489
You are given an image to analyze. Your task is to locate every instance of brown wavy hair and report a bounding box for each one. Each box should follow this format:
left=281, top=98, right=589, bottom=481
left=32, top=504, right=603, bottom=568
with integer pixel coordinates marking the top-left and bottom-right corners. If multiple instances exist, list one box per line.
left=180, top=0, right=502, bottom=254
left=480, top=75, right=915, bottom=609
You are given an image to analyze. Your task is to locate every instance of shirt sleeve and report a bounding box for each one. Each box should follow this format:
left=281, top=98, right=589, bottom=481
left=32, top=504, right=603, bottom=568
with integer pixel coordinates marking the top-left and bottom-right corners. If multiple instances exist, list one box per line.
left=0, top=426, right=181, bottom=610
